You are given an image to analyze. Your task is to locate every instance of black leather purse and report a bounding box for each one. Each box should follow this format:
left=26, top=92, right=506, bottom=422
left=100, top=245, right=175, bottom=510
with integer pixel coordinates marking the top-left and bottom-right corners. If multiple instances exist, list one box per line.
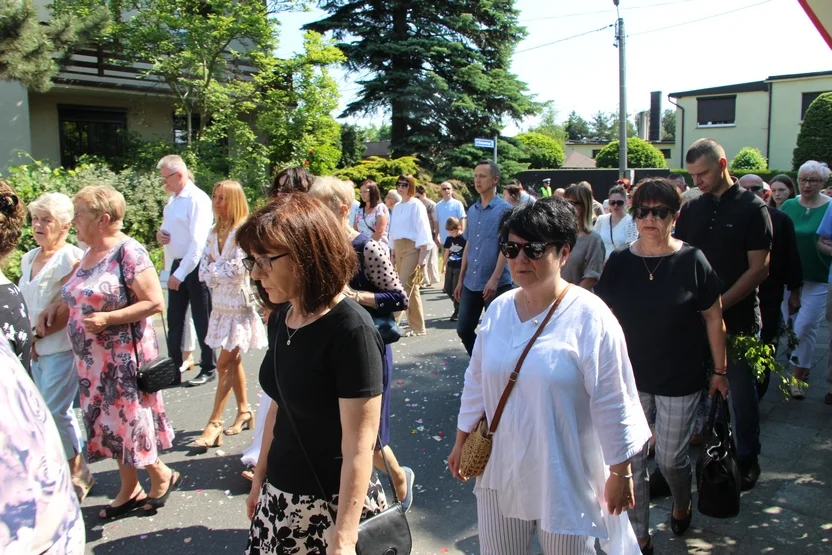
left=366, top=307, right=402, bottom=345
left=695, top=391, right=741, bottom=518
left=117, top=245, right=178, bottom=394
left=271, top=314, right=412, bottom=554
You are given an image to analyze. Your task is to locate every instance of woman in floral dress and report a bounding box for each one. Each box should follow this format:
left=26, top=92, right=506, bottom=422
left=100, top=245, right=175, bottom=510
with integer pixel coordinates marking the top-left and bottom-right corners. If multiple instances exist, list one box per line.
left=59, top=185, right=177, bottom=519
left=192, top=180, right=267, bottom=448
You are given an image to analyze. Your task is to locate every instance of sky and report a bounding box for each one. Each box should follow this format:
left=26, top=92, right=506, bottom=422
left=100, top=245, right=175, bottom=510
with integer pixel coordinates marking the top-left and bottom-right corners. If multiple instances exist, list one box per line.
left=273, top=0, right=832, bottom=134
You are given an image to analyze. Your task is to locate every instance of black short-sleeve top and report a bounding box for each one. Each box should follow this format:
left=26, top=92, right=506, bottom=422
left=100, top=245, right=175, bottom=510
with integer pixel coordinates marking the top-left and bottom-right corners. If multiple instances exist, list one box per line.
left=596, top=243, right=723, bottom=396
left=259, top=298, right=384, bottom=497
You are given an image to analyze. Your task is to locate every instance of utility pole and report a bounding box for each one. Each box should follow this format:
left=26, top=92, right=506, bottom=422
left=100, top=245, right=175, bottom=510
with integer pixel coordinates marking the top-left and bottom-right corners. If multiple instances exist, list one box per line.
left=614, top=1, right=627, bottom=178
left=493, top=135, right=498, bottom=165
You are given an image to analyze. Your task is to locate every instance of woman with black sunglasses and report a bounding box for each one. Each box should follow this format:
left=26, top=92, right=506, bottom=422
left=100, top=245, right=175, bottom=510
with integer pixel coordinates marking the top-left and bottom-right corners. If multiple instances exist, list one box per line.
left=595, top=185, right=638, bottom=260
left=595, top=178, right=729, bottom=554
left=561, top=183, right=605, bottom=289
left=448, top=197, right=651, bottom=555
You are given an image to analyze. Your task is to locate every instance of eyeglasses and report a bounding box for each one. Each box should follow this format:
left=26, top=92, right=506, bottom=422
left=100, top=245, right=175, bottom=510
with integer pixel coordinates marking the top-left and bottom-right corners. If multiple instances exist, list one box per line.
left=161, top=173, right=176, bottom=180
left=499, top=241, right=557, bottom=260
left=798, top=177, right=824, bottom=186
left=633, top=206, right=673, bottom=220
left=243, top=253, right=288, bottom=272
left=608, top=200, right=625, bottom=207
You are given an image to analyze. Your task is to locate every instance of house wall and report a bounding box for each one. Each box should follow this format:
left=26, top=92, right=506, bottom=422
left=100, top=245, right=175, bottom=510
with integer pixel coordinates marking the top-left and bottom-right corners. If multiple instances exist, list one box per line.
left=565, top=142, right=678, bottom=168
left=28, top=88, right=176, bottom=166
left=0, top=82, right=33, bottom=173
left=769, top=74, right=832, bottom=171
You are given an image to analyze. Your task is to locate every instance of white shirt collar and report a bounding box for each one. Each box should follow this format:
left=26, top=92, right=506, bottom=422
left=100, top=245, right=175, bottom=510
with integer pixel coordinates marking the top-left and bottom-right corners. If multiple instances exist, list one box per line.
left=175, top=180, right=197, bottom=199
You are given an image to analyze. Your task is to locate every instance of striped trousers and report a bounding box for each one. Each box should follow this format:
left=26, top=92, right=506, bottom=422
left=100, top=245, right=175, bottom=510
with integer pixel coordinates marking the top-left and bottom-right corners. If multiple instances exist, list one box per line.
left=630, top=390, right=701, bottom=538
left=475, top=488, right=596, bottom=555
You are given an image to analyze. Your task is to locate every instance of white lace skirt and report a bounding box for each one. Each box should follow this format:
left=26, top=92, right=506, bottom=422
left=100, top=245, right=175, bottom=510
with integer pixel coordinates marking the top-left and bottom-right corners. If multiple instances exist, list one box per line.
left=205, top=305, right=267, bottom=353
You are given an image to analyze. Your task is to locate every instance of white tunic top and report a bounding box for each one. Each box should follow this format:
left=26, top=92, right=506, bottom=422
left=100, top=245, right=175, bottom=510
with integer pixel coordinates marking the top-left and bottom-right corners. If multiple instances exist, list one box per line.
left=594, top=213, right=639, bottom=260
left=18, top=244, right=84, bottom=356
left=388, top=198, right=432, bottom=248
left=457, top=287, right=650, bottom=554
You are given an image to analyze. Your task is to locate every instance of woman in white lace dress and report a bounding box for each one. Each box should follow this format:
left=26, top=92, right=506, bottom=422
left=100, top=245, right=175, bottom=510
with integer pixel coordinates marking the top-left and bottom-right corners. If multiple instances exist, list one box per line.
left=192, top=180, right=267, bottom=448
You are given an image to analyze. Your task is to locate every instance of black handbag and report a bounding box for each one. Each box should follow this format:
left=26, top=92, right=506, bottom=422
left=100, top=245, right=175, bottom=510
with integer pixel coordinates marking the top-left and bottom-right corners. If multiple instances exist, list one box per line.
left=367, top=307, right=402, bottom=345
left=695, top=391, right=741, bottom=518
left=271, top=314, right=412, bottom=554
left=117, top=245, right=178, bottom=393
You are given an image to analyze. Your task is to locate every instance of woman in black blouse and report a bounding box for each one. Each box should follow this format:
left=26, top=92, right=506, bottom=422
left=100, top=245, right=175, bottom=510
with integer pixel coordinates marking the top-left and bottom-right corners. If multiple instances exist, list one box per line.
left=0, top=180, right=31, bottom=370
left=238, top=193, right=386, bottom=555
left=596, top=178, right=729, bottom=554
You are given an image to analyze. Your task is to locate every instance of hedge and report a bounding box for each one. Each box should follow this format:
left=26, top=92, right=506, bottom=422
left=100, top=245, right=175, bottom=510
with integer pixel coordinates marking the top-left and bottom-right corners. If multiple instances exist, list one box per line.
left=666, top=169, right=798, bottom=188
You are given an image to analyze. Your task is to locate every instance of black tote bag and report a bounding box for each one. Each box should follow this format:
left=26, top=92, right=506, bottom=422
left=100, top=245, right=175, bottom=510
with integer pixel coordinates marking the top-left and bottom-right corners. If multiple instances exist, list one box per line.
left=695, top=391, right=741, bottom=518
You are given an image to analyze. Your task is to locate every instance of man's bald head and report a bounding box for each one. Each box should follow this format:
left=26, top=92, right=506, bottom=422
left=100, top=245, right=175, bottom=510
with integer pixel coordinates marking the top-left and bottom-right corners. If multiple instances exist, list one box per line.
left=739, top=174, right=765, bottom=199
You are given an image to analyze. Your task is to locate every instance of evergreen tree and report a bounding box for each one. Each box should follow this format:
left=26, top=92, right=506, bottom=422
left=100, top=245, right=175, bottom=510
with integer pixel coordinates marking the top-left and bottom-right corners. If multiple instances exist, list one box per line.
left=793, top=92, right=832, bottom=169
left=339, top=124, right=367, bottom=168
left=306, top=0, right=540, bottom=163
left=564, top=111, right=590, bottom=141
left=530, top=104, right=566, bottom=143
left=661, top=108, right=676, bottom=140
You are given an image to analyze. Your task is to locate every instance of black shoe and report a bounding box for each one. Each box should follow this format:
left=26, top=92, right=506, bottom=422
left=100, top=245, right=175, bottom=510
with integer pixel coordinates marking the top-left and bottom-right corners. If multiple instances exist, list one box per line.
left=670, top=503, right=693, bottom=536
left=649, top=467, right=671, bottom=499
left=740, top=460, right=761, bottom=491
left=640, top=537, right=654, bottom=555
left=186, top=372, right=217, bottom=387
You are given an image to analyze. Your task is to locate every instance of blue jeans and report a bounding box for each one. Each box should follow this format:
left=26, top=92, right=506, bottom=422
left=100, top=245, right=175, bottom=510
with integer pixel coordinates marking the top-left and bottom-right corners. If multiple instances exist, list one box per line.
left=31, top=350, right=84, bottom=459
left=456, top=284, right=513, bottom=356
left=726, top=356, right=761, bottom=461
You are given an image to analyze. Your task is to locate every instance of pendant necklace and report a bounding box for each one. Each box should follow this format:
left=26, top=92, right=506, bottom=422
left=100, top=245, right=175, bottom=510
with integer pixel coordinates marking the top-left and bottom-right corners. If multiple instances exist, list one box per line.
left=639, top=244, right=667, bottom=281
left=285, top=305, right=314, bottom=345
left=522, top=292, right=540, bottom=326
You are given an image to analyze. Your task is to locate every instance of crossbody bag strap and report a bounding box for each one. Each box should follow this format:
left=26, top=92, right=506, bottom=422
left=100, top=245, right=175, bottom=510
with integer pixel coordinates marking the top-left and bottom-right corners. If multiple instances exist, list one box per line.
left=487, top=284, right=572, bottom=437
left=116, top=244, right=143, bottom=366
left=271, top=306, right=399, bottom=524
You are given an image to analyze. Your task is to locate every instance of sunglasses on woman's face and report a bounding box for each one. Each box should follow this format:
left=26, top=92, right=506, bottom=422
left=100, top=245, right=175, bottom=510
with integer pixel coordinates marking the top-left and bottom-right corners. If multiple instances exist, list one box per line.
left=608, top=200, right=625, bottom=207
left=396, top=181, right=408, bottom=188
left=500, top=241, right=556, bottom=260
left=633, top=206, right=673, bottom=220
left=566, top=199, right=580, bottom=206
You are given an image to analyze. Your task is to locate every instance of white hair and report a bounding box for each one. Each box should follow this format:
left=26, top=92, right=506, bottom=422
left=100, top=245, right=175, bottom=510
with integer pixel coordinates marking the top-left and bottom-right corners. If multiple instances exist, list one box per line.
left=28, top=192, right=74, bottom=226
left=386, top=189, right=402, bottom=202
left=308, top=176, right=355, bottom=216
left=798, top=160, right=831, bottom=182
left=156, top=154, right=189, bottom=175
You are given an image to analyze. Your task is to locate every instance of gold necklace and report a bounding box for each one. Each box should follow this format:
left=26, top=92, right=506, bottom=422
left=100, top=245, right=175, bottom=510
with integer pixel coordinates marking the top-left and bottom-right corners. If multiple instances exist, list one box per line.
left=522, top=292, right=541, bottom=326
left=637, top=243, right=668, bottom=281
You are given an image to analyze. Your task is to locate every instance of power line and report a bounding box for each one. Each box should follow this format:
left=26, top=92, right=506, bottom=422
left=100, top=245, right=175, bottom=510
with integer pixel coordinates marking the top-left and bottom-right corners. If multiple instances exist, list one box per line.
left=516, top=24, right=614, bottom=54
left=519, top=0, right=698, bottom=23
left=627, top=0, right=772, bottom=37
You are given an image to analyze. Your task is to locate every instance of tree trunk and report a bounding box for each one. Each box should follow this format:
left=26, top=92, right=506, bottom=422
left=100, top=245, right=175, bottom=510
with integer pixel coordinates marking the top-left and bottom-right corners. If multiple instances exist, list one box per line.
left=389, top=2, right=409, bottom=157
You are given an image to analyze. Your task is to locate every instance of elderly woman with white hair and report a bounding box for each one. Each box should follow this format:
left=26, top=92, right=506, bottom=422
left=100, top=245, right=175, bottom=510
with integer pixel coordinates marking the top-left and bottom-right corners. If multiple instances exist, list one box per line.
left=781, top=160, right=832, bottom=399
left=18, top=192, right=93, bottom=501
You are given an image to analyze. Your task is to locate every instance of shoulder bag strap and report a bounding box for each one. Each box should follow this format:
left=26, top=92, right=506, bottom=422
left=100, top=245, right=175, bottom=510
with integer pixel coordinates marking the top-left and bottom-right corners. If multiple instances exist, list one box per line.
left=487, top=284, right=572, bottom=437
left=609, top=216, right=615, bottom=247
left=271, top=306, right=399, bottom=523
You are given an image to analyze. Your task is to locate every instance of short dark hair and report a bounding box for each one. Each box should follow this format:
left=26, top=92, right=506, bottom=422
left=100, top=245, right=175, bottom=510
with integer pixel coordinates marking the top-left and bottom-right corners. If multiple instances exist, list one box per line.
left=608, top=185, right=627, bottom=198
left=445, top=216, right=461, bottom=230
left=475, top=160, right=500, bottom=180
left=685, top=138, right=726, bottom=166
left=270, top=166, right=315, bottom=196
left=631, top=178, right=681, bottom=212
left=237, top=193, right=358, bottom=315
left=0, top=180, right=25, bottom=260
left=415, top=185, right=426, bottom=195
left=359, top=180, right=381, bottom=209
left=504, top=184, right=522, bottom=203
left=667, top=173, right=684, bottom=181
left=499, top=196, right=578, bottom=251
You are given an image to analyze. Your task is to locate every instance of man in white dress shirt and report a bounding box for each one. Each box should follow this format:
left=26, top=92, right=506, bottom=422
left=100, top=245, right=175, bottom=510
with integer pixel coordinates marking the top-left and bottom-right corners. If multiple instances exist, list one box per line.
left=156, top=155, right=216, bottom=387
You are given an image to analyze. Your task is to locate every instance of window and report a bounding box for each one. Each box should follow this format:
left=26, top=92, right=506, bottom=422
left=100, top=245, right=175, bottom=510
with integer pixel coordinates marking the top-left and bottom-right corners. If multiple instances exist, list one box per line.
left=801, top=91, right=831, bottom=120
left=58, top=106, right=127, bottom=168
left=173, top=113, right=202, bottom=145
left=697, top=95, right=736, bottom=126
left=660, top=149, right=671, bottom=158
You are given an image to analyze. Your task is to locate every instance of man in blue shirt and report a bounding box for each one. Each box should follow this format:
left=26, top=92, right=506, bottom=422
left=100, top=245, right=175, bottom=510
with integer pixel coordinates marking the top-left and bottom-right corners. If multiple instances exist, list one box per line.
left=454, top=160, right=513, bottom=355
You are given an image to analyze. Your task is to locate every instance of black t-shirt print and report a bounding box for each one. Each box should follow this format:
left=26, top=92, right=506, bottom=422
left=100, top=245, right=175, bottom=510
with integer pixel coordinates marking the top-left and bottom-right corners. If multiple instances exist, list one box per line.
left=443, top=236, right=467, bottom=268
left=259, top=298, right=384, bottom=497
left=596, top=244, right=723, bottom=396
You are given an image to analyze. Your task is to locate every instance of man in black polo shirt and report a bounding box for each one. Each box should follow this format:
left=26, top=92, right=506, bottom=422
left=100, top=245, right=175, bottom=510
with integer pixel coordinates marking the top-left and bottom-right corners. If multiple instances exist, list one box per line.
left=675, top=139, right=772, bottom=491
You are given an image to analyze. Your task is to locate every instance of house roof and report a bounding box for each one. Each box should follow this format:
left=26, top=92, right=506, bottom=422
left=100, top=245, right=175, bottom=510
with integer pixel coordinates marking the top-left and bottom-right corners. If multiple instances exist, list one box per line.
left=563, top=151, right=596, bottom=168
left=668, top=81, right=768, bottom=98
left=767, top=69, right=832, bottom=81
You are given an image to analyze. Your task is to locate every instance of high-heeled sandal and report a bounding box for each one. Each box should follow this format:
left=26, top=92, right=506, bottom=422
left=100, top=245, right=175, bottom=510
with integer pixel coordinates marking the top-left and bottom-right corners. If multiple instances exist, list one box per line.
left=72, top=469, right=96, bottom=503
left=224, top=410, right=254, bottom=436
left=190, top=421, right=224, bottom=447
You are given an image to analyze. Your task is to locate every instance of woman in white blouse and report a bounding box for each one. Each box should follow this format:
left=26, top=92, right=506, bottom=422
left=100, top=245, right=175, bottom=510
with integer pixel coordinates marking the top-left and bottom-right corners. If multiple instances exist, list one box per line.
left=448, top=197, right=650, bottom=555
left=595, top=185, right=638, bottom=260
left=18, top=192, right=93, bottom=500
left=388, top=174, right=431, bottom=336
left=354, top=180, right=389, bottom=245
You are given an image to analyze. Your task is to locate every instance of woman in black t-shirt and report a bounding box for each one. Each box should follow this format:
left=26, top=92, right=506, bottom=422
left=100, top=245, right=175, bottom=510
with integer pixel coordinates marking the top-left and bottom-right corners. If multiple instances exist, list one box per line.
left=237, top=194, right=386, bottom=555
left=596, top=178, right=728, bottom=555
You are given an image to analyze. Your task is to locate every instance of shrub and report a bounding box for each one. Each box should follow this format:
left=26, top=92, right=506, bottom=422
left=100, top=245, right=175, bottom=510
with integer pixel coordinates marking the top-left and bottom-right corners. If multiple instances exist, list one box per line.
left=730, top=147, right=768, bottom=171
left=515, top=132, right=565, bottom=169
left=595, top=137, right=666, bottom=169
left=668, top=168, right=798, bottom=187
left=793, top=92, right=832, bottom=170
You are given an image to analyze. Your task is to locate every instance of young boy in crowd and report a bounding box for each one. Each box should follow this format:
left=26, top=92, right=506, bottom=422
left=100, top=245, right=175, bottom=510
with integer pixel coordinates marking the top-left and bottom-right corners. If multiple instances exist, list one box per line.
left=442, top=217, right=466, bottom=321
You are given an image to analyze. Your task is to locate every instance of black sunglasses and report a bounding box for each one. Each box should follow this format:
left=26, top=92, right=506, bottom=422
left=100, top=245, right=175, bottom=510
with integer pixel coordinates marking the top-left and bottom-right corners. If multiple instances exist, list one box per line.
left=608, top=199, right=625, bottom=207
left=566, top=199, right=580, bottom=206
left=243, top=253, right=288, bottom=272
left=396, top=181, right=409, bottom=187
left=633, top=206, right=673, bottom=220
left=748, top=185, right=763, bottom=192
left=500, top=241, right=557, bottom=260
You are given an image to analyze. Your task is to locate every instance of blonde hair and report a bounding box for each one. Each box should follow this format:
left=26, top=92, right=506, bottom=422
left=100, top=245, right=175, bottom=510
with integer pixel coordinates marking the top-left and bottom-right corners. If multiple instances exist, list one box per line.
left=73, top=185, right=126, bottom=230
left=212, top=180, right=249, bottom=235
left=308, top=176, right=355, bottom=218
left=28, top=192, right=74, bottom=227
left=564, top=183, right=595, bottom=233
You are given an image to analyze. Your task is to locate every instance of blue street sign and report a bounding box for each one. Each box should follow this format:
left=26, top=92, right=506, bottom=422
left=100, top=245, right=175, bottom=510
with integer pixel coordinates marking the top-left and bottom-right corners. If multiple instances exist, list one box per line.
left=474, top=138, right=496, bottom=149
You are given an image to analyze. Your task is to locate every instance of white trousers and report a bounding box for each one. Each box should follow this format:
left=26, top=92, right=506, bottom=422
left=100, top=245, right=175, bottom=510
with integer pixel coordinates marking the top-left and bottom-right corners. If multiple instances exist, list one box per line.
left=783, top=282, right=827, bottom=368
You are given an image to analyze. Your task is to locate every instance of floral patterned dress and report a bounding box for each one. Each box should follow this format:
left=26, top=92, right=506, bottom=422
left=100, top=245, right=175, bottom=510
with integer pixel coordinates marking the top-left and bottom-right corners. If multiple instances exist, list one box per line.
left=61, top=238, right=175, bottom=467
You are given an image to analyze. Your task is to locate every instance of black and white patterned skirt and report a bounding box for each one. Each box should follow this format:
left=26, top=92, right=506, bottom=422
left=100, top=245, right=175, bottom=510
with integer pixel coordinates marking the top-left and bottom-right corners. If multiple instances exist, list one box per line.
left=246, top=474, right=387, bottom=554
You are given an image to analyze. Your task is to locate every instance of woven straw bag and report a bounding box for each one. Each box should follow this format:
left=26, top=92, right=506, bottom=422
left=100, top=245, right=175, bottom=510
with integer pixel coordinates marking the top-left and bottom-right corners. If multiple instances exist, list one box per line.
left=457, top=285, right=571, bottom=479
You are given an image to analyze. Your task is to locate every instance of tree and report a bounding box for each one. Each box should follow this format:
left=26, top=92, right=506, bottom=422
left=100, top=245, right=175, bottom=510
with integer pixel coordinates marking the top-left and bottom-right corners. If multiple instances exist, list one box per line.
left=0, top=0, right=109, bottom=91
left=529, top=104, right=566, bottom=143
left=730, top=147, right=768, bottom=171
left=609, top=111, right=638, bottom=139
left=564, top=111, right=591, bottom=141
left=306, top=0, right=541, bottom=162
left=515, top=132, right=564, bottom=169
left=339, top=124, right=367, bottom=168
left=595, top=137, right=666, bottom=169
left=793, top=92, right=832, bottom=170
left=590, top=111, right=614, bottom=140
left=364, top=122, right=391, bottom=142
left=661, top=108, right=676, bottom=141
